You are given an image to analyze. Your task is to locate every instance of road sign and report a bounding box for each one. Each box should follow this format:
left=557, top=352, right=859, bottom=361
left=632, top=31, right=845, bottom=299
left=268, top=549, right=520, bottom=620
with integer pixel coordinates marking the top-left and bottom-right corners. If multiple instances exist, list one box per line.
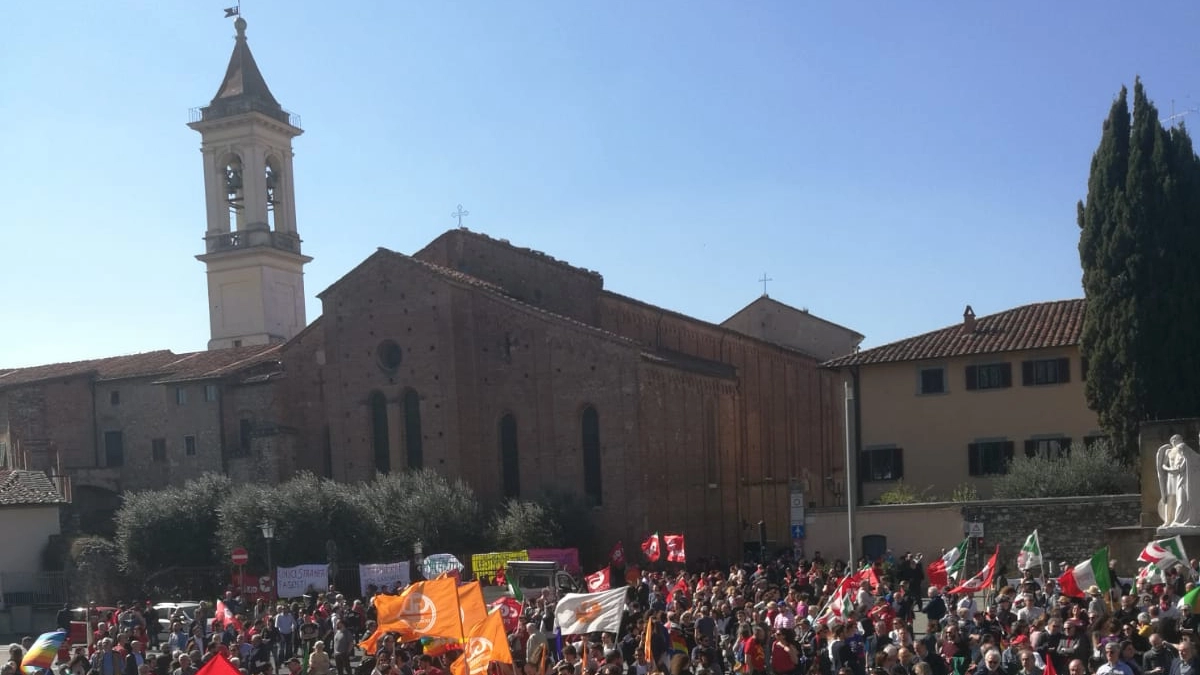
left=965, top=522, right=984, bottom=537
left=790, top=524, right=806, bottom=540
left=231, top=547, right=249, bottom=565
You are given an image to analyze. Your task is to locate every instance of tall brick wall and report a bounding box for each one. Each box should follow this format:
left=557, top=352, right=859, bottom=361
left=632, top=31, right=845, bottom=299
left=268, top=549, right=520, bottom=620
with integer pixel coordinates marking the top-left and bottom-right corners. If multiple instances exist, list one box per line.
left=414, top=230, right=604, bottom=325
left=93, top=378, right=224, bottom=491
left=2, top=380, right=95, bottom=471
left=597, top=293, right=846, bottom=545
left=277, top=321, right=330, bottom=478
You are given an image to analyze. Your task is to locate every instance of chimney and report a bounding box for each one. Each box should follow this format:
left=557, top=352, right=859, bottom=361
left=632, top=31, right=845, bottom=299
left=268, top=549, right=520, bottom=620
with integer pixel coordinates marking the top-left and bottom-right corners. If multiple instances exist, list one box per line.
left=962, top=305, right=976, bottom=334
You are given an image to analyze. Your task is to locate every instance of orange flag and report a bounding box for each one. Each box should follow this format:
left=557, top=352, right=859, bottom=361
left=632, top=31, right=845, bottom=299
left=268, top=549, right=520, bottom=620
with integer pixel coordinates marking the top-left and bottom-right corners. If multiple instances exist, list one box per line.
left=451, top=611, right=512, bottom=675
left=358, top=625, right=384, bottom=654
left=458, top=581, right=488, bottom=633
left=374, top=577, right=464, bottom=640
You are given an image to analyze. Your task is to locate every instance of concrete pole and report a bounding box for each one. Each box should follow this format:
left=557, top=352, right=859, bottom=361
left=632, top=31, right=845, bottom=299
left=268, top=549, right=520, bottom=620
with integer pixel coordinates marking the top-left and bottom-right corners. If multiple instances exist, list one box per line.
left=845, top=381, right=857, bottom=566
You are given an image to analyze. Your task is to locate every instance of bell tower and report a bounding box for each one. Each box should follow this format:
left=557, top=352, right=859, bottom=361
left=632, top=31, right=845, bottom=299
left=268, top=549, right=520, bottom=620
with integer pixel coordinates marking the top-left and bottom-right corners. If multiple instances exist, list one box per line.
left=190, top=17, right=311, bottom=350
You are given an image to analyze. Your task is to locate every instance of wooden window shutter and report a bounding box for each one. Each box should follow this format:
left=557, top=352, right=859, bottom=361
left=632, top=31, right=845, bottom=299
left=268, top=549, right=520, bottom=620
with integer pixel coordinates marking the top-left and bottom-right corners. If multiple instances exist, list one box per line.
left=1062, top=437, right=1072, bottom=456
left=1003, top=441, right=1015, bottom=465
left=965, top=365, right=978, bottom=391
left=1001, top=362, right=1013, bottom=387
left=893, top=448, right=904, bottom=479
left=1058, top=357, right=1070, bottom=383
left=968, top=443, right=980, bottom=475
left=1022, top=361, right=1035, bottom=386
left=1024, top=439, right=1037, bottom=458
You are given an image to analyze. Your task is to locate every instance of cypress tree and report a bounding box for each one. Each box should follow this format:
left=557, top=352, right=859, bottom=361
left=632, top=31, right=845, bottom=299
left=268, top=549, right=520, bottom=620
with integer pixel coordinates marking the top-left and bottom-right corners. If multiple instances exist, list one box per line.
left=1078, top=78, right=1200, bottom=458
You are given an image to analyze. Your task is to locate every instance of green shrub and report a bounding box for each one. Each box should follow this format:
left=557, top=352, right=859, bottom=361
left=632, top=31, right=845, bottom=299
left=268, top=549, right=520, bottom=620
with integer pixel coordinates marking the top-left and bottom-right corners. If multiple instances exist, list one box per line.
left=991, top=438, right=1135, bottom=498
left=115, top=473, right=231, bottom=575
left=491, top=500, right=562, bottom=550
left=875, top=480, right=931, bottom=504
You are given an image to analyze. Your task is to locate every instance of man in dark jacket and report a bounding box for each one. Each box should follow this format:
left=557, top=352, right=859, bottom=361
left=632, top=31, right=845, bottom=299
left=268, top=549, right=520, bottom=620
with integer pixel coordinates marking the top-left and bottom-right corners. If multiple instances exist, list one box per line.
left=1144, top=634, right=1175, bottom=675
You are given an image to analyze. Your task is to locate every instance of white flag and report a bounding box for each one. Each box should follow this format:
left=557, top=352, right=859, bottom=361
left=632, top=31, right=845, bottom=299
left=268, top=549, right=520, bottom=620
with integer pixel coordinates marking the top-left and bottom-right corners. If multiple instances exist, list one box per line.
left=553, top=587, right=626, bottom=635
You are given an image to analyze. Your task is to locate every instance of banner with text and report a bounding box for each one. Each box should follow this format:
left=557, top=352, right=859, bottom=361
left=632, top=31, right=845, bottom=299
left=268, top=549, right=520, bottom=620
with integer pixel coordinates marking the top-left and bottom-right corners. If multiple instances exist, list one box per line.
left=471, top=550, right=529, bottom=584
left=276, top=564, right=329, bottom=598
left=420, top=553, right=466, bottom=580
left=359, top=561, right=411, bottom=596
left=527, top=548, right=580, bottom=574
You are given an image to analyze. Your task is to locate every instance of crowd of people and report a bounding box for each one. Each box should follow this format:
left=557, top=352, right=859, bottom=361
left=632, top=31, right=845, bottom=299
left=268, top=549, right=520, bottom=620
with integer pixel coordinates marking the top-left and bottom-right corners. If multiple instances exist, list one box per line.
left=7, top=551, right=1200, bottom=675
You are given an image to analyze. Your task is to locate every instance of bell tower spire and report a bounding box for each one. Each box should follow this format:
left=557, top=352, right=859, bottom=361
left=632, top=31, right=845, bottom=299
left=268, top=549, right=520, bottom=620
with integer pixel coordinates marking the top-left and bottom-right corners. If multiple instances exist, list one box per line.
left=189, top=16, right=311, bottom=350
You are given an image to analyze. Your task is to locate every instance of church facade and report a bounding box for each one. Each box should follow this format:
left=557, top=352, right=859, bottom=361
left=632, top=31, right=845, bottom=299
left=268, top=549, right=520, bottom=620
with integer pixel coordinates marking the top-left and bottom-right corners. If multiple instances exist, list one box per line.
left=0, top=19, right=862, bottom=562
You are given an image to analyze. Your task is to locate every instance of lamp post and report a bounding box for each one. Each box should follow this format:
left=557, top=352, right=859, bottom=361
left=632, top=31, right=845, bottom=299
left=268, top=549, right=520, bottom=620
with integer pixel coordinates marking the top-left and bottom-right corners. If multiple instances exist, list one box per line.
left=260, top=520, right=275, bottom=600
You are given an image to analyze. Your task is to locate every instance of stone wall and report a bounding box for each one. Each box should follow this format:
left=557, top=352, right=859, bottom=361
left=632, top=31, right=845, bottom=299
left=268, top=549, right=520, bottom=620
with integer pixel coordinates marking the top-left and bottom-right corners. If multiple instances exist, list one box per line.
left=807, top=494, right=1141, bottom=572
left=960, top=495, right=1140, bottom=575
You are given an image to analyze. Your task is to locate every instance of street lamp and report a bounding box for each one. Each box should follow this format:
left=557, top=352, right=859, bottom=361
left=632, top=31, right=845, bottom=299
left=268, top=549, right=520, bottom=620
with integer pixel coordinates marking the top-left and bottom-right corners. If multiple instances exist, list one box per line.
left=260, top=520, right=275, bottom=600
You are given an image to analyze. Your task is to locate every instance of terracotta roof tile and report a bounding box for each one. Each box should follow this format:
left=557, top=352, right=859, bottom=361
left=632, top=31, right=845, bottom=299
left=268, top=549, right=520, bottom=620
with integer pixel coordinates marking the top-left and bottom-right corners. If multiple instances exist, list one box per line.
left=0, top=345, right=280, bottom=389
left=823, top=299, right=1085, bottom=367
left=0, top=470, right=68, bottom=506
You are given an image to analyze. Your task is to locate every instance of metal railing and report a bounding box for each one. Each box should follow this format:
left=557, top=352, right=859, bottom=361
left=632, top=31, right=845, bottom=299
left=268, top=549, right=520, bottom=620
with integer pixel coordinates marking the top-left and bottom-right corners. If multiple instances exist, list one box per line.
left=205, top=229, right=302, bottom=255
left=189, top=101, right=301, bottom=128
left=1, top=571, right=71, bottom=606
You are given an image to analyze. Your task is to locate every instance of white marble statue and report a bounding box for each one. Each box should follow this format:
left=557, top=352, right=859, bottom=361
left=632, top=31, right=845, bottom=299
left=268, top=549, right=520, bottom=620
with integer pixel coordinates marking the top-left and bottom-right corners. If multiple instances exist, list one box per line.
left=1156, top=434, right=1200, bottom=528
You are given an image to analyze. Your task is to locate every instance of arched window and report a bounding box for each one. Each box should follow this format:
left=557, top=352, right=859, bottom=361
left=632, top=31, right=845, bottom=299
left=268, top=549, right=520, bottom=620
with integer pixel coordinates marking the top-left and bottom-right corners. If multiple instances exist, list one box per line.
left=403, top=388, right=423, bottom=470
left=581, top=406, right=602, bottom=506
left=370, top=391, right=390, bottom=474
left=264, top=157, right=280, bottom=231
left=499, top=414, right=520, bottom=499
left=223, top=155, right=244, bottom=231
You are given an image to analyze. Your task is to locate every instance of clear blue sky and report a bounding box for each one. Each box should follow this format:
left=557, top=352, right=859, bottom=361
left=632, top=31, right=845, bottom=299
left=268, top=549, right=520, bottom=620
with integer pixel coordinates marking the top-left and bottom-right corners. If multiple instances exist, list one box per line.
left=2, top=1, right=1198, bottom=368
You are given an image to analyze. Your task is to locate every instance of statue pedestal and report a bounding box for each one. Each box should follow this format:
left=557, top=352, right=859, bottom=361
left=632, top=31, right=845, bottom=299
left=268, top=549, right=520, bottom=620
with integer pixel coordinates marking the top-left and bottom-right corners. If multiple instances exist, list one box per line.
left=1109, top=525, right=1200, bottom=574
left=1156, top=526, right=1200, bottom=537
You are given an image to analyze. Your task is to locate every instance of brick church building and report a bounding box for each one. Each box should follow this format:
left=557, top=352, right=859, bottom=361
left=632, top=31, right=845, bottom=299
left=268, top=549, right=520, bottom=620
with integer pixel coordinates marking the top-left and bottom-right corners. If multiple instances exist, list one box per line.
left=0, top=18, right=861, bottom=561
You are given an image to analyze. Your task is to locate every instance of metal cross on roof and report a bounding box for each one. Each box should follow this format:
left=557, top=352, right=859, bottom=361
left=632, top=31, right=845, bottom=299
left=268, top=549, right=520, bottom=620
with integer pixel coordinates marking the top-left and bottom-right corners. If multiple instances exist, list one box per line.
left=759, top=273, right=773, bottom=296
left=451, top=204, right=470, bottom=228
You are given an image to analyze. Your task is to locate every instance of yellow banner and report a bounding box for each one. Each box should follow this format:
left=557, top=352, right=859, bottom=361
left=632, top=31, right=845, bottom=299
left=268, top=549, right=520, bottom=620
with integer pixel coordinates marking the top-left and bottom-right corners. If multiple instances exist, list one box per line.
left=470, top=549, right=528, bottom=584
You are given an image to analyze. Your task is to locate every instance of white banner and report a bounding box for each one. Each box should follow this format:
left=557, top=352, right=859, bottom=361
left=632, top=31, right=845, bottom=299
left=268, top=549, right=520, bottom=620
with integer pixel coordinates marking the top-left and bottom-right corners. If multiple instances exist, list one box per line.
left=420, top=553, right=465, bottom=579
left=276, top=564, right=329, bottom=598
left=359, top=561, right=411, bottom=596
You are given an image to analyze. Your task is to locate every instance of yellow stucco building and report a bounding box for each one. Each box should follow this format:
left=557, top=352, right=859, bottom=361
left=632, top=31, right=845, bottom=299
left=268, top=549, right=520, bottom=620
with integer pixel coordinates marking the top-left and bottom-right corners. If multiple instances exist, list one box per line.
left=825, top=299, right=1102, bottom=503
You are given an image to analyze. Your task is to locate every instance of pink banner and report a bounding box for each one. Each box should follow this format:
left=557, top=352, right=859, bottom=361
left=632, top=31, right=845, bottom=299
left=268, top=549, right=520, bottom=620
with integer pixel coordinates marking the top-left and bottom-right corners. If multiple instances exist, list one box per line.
left=526, top=548, right=580, bottom=573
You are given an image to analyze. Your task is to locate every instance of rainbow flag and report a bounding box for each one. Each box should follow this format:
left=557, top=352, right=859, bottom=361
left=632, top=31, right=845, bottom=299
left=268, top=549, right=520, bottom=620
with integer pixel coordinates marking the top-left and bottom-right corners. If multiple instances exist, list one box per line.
left=21, top=630, right=66, bottom=674
left=668, top=628, right=687, bottom=655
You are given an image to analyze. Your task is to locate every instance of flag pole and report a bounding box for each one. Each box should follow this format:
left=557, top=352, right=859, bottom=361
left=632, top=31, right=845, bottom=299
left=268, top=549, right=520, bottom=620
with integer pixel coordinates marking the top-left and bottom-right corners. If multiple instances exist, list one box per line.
left=1035, top=529, right=1046, bottom=584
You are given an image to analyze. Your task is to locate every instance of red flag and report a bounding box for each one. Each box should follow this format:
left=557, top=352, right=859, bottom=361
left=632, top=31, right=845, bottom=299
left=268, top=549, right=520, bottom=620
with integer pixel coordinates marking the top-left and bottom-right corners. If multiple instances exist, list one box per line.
left=663, top=534, right=686, bottom=563
left=863, top=565, right=881, bottom=591
left=667, top=577, right=689, bottom=605
left=193, top=653, right=240, bottom=675
left=1043, top=650, right=1058, bottom=675
left=947, top=546, right=1000, bottom=595
left=641, top=533, right=661, bottom=562
left=488, top=597, right=523, bottom=633
left=585, top=568, right=610, bottom=592
left=215, top=599, right=241, bottom=632
left=610, top=542, right=626, bottom=566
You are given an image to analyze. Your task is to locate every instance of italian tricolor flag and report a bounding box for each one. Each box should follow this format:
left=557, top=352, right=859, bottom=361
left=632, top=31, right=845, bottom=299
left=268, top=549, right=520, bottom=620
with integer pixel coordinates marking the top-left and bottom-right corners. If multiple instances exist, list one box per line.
left=926, top=538, right=969, bottom=590
left=1058, top=547, right=1111, bottom=598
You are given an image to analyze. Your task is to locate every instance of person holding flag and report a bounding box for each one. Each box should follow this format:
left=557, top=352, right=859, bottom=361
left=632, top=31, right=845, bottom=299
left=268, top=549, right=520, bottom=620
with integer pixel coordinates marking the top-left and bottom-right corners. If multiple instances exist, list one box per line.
left=927, top=539, right=969, bottom=590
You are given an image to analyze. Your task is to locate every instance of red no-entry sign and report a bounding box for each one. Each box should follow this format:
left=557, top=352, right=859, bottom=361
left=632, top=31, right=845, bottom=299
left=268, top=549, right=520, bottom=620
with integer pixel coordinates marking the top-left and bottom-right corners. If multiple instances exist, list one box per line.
left=231, top=547, right=249, bottom=565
